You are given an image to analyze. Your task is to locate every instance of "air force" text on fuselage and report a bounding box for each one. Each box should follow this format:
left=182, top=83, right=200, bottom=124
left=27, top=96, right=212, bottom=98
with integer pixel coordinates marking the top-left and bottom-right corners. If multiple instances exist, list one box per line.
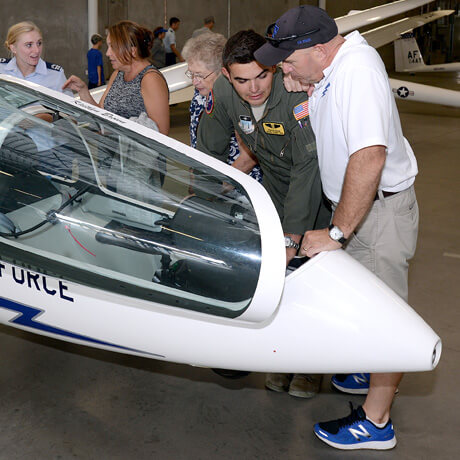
left=0, top=263, right=74, bottom=302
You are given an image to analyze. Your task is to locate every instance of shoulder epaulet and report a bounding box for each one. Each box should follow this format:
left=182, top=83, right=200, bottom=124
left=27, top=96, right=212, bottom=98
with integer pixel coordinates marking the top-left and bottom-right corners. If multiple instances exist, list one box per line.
left=46, top=62, right=63, bottom=71
left=0, top=57, right=11, bottom=64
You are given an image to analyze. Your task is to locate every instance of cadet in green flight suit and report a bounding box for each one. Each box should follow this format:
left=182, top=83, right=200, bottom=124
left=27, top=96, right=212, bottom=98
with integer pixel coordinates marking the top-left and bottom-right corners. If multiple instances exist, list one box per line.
left=197, top=30, right=329, bottom=266
left=197, top=30, right=329, bottom=399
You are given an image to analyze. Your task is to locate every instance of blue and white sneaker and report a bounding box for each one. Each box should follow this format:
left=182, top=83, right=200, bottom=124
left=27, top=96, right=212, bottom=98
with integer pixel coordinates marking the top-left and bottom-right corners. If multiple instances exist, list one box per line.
left=331, top=373, right=370, bottom=394
left=314, top=403, right=396, bottom=450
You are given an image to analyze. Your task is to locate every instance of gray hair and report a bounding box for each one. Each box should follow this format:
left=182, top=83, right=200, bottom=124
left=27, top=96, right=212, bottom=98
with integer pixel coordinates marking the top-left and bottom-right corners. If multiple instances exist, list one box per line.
left=182, top=32, right=226, bottom=74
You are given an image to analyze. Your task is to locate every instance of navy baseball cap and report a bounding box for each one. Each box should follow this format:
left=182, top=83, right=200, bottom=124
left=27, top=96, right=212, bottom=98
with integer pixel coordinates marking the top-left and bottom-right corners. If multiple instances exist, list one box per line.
left=154, top=27, right=168, bottom=37
left=255, top=5, right=338, bottom=65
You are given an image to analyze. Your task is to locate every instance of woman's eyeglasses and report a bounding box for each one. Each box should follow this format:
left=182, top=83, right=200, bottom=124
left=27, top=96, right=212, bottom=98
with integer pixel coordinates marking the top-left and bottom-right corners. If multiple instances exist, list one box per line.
left=185, top=70, right=214, bottom=81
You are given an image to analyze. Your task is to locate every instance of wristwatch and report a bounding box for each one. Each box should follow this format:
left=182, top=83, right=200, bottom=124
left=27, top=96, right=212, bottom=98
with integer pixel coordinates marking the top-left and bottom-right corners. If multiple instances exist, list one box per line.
left=284, top=236, right=300, bottom=250
left=328, top=224, right=347, bottom=245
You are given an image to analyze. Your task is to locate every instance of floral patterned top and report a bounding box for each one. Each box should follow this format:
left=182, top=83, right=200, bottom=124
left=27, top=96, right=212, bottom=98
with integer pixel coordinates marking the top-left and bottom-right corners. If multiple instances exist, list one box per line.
left=189, top=89, right=262, bottom=182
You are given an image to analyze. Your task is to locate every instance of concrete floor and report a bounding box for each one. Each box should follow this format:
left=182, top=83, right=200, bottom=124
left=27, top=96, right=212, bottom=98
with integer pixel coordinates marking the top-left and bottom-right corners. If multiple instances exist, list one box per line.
left=0, top=73, right=459, bottom=459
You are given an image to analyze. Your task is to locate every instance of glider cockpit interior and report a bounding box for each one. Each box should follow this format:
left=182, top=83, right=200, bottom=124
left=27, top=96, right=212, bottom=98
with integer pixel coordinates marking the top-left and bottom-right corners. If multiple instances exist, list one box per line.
left=0, top=80, right=261, bottom=319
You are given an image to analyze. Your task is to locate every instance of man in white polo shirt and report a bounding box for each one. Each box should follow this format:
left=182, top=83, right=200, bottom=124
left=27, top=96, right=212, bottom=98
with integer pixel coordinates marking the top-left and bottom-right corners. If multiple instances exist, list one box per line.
left=164, top=17, right=184, bottom=66
left=255, top=5, right=419, bottom=452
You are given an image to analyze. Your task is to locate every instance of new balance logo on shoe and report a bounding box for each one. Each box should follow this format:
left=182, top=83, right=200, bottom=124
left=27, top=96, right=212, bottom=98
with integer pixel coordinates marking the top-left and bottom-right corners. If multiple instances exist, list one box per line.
left=353, top=375, right=369, bottom=385
left=349, top=424, right=371, bottom=441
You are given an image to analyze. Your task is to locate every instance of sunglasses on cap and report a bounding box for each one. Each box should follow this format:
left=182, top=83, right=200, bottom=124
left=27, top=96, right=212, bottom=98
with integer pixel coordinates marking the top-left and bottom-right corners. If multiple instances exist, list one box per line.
left=265, top=22, right=320, bottom=47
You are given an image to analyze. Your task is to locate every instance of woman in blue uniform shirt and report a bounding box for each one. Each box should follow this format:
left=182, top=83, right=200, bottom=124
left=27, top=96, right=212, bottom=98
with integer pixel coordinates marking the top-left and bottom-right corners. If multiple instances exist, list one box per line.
left=1, top=21, right=72, bottom=96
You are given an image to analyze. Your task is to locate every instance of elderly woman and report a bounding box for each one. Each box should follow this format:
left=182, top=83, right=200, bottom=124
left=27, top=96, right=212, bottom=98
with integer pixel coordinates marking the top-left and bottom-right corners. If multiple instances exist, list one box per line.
left=182, top=32, right=261, bottom=182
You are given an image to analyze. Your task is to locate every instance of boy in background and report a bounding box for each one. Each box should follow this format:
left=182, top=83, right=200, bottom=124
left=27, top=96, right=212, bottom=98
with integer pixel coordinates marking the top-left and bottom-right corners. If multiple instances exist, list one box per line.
left=87, top=34, right=105, bottom=89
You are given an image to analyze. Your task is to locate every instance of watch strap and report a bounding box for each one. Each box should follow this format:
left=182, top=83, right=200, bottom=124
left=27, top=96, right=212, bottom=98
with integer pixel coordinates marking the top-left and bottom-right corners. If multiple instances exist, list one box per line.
left=285, top=236, right=300, bottom=250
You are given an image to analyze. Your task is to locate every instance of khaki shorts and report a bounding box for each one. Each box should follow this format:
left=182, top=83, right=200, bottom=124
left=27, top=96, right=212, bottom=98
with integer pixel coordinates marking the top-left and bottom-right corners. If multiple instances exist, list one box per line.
left=341, top=185, right=419, bottom=301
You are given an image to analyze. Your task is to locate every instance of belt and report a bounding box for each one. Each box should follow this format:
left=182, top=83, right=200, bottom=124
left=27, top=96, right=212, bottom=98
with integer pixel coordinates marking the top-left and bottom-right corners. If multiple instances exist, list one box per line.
left=374, top=190, right=398, bottom=201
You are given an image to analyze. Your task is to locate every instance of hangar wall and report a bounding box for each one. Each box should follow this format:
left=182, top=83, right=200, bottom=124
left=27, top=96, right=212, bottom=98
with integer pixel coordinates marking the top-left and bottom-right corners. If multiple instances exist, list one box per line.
left=1, top=0, right=88, bottom=82
left=0, top=0, right=444, bottom=82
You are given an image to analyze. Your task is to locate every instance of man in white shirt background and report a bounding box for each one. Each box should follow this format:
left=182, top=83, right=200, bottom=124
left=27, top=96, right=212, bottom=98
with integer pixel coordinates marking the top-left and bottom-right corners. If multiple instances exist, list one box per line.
left=164, top=17, right=184, bottom=66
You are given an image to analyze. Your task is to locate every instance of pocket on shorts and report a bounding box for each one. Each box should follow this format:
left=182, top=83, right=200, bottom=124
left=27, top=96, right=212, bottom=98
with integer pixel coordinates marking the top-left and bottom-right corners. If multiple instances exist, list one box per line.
left=347, top=209, right=378, bottom=249
left=394, top=201, right=419, bottom=259
left=393, top=197, right=417, bottom=217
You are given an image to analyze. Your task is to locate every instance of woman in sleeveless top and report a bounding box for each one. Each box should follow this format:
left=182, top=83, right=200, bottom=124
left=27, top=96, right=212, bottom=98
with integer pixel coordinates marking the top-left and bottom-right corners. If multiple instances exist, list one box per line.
left=64, top=21, right=169, bottom=135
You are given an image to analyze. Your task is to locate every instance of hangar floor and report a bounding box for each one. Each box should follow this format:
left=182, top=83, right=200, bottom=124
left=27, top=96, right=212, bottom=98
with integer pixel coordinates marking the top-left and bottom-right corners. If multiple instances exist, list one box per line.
left=0, top=73, right=458, bottom=459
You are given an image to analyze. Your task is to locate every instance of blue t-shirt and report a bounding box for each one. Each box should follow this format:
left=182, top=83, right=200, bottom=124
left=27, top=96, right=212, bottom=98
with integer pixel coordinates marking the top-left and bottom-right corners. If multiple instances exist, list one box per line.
left=87, top=48, right=105, bottom=85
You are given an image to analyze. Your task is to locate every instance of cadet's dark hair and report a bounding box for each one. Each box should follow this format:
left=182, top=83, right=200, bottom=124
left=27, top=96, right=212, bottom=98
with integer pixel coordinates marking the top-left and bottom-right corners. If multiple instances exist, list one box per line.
left=90, top=34, right=103, bottom=45
left=222, top=30, right=266, bottom=71
left=169, top=17, right=180, bottom=26
left=108, top=20, right=154, bottom=65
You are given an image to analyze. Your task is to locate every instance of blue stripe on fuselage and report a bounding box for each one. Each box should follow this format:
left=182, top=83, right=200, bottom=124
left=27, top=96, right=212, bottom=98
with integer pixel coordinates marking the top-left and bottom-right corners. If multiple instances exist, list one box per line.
left=0, top=296, right=164, bottom=358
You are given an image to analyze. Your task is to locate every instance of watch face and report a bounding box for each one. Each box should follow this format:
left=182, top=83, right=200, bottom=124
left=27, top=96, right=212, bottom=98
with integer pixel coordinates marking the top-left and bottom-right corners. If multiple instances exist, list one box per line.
left=284, top=236, right=298, bottom=249
left=329, top=226, right=344, bottom=241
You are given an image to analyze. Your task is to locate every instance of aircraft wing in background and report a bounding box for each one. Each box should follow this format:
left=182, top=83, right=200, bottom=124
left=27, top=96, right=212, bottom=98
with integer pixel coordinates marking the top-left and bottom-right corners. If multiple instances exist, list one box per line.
left=361, top=10, right=454, bottom=49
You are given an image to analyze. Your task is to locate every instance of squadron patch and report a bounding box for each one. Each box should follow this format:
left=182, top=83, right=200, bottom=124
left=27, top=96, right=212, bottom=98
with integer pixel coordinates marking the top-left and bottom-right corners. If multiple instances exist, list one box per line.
left=262, top=122, right=285, bottom=135
left=238, top=115, right=255, bottom=134
left=293, top=100, right=309, bottom=120
left=46, top=62, right=62, bottom=71
left=205, top=90, right=214, bottom=114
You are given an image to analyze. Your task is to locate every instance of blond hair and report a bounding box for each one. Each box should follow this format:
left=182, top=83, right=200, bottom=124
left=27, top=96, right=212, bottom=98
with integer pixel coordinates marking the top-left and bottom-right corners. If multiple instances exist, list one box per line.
left=4, top=21, right=42, bottom=55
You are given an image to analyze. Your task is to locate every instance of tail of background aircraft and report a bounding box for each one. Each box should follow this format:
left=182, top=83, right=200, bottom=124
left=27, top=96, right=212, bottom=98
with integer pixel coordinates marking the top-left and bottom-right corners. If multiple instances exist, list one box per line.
left=394, top=32, right=425, bottom=72
left=394, top=31, right=460, bottom=73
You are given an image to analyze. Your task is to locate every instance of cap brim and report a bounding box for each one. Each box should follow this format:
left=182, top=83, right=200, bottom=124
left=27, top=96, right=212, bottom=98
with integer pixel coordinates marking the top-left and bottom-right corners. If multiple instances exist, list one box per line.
left=254, top=42, right=293, bottom=66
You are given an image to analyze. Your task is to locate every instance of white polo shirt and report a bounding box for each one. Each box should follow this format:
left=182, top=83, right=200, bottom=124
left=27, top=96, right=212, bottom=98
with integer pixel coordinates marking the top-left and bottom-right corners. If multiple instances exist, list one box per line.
left=309, top=31, right=417, bottom=203
left=163, top=28, right=176, bottom=53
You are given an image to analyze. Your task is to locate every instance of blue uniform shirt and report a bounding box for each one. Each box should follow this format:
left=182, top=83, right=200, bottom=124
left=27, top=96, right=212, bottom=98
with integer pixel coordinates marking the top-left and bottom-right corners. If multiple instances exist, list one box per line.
left=0, top=57, right=73, bottom=96
left=163, top=28, right=176, bottom=53
left=87, top=48, right=105, bottom=85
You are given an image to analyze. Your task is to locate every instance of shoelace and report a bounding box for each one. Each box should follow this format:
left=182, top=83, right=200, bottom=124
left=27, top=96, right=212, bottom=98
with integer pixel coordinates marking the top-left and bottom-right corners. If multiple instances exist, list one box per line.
left=335, top=402, right=365, bottom=429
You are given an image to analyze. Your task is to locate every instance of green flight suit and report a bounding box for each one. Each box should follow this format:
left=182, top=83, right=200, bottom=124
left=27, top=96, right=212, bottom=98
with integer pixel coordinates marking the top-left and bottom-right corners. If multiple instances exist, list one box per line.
left=197, top=69, right=329, bottom=235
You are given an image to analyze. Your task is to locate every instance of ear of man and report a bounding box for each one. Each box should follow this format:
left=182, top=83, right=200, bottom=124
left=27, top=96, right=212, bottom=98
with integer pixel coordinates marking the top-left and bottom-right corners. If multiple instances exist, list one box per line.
left=221, top=66, right=231, bottom=81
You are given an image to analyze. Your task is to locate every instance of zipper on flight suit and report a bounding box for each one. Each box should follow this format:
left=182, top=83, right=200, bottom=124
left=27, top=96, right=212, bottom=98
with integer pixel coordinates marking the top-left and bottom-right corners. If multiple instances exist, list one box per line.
left=279, top=136, right=294, bottom=158
left=252, top=102, right=271, bottom=154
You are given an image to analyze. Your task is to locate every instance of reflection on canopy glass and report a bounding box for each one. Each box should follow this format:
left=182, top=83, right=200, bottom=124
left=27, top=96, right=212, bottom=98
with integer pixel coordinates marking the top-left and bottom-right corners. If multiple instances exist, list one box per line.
left=0, top=81, right=261, bottom=318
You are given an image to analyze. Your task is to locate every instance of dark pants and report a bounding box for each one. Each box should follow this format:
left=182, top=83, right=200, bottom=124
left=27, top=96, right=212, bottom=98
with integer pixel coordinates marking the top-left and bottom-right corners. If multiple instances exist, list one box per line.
left=88, top=82, right=103, bottom=89
left=165, top=53, right=176, bottom=66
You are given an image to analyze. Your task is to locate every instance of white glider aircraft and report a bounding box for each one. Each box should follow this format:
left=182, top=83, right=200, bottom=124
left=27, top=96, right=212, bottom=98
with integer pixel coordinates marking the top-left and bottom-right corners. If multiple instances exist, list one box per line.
left=0, top=76, right=441, bottom=374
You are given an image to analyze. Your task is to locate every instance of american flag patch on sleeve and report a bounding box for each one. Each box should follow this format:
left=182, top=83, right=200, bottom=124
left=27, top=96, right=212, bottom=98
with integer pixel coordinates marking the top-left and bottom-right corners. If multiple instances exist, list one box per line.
left=293, top=100, right=309, bottom=120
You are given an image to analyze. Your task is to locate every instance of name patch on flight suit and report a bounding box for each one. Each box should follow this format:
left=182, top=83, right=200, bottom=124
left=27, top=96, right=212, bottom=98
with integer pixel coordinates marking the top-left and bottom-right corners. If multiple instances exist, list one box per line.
left=262, top=122, right=285, bottom=135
